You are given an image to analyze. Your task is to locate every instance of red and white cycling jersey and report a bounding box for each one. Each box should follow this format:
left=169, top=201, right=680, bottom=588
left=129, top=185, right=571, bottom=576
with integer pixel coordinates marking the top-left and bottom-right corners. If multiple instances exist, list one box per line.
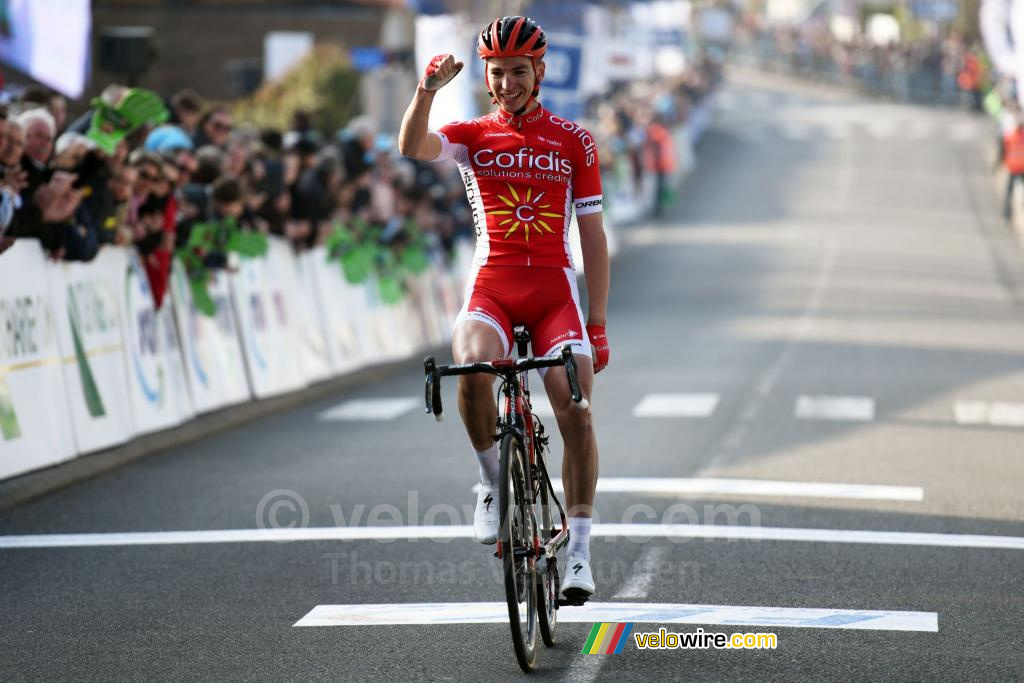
left=435, top=106, right=603, bottom=269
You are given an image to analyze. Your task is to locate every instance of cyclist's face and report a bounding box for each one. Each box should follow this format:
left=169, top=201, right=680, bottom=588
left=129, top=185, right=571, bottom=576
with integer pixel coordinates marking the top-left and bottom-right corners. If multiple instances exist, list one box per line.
left=487, top=56, right=544, bottom=112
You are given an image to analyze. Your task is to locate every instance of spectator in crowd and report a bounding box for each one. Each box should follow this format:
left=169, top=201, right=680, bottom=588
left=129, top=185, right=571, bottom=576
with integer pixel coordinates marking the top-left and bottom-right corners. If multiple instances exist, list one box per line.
left=192, top=105, right=233, bottom=149
left=17, top=108, right=55, bottom=186
left=19, top=86, right=69, bottom=134
left=341, top=115, right=377, bottom=179
left=169, top=88, right=204, bottom=135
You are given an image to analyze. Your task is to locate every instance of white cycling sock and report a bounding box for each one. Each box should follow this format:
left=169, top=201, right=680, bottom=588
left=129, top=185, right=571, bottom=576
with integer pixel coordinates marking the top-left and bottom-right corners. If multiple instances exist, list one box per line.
left=568, top=517, right=592, bottom=561
left=475, top=444, right=499, bottom=485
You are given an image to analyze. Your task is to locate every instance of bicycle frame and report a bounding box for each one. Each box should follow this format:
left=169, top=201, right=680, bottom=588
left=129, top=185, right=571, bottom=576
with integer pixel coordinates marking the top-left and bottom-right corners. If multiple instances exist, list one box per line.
left=423, top=343, right=586, bottom=564
left=493, top=364, right=569, bottom=564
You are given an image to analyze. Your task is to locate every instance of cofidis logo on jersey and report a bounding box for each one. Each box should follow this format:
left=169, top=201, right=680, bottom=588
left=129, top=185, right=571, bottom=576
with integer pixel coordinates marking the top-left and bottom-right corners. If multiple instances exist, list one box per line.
left=472, top=147, right=572, bottom=176
left=490, top=183, right=561, bottom=243
left=548, top=115, right=597, bottom=167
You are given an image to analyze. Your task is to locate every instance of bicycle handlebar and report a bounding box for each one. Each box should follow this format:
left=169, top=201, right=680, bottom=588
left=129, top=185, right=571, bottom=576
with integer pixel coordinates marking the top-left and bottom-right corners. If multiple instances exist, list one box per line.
left=424, top=346, right=588, bottom=420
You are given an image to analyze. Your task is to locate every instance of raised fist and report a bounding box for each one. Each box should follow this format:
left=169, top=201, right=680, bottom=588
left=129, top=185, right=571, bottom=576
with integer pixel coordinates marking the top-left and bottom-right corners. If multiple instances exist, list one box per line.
left=420, top=53, right=464, bottom=92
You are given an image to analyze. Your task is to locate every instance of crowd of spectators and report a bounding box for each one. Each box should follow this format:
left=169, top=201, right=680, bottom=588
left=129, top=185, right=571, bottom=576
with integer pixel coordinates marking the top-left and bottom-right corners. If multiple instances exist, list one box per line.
left=0, top=52, right=719, bottom=307
left=589, top=54, right=721, bottom=217
left=734, top=17, right=982, bottom=106
left=0, top=83, right=477, bottom=307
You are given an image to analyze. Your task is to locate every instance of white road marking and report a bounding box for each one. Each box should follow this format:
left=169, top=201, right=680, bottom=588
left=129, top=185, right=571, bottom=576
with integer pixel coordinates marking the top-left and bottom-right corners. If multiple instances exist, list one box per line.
left=318, top=398, right=419, bottom=421
left=795, top=395, right=875, bottom=422
left=613, top=546, right=671, bottom=599
left=293, top=602, right=937, bottom=632
left=633, top=393, right=720, bottom=418
left=4, top=523, right=1021, bottom=550
left=954, top=401, right=1024, bottom=428
left=472, top=478, right=922, bottom=501
left=595, top=478, right=922, bottom=501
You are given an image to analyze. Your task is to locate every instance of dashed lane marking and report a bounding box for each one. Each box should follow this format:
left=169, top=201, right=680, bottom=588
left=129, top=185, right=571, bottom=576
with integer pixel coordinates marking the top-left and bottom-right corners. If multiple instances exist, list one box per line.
left=293, top=602, right=937, bottom=632
left=613, top=546, right=671, bottom=599
left=317, top=398, right=420, bottom=421
left=954, top=401, right=1024, bottom=428
left=633, top=393, right=720, bottom=418
left=795, top=395, right=875, bottom=422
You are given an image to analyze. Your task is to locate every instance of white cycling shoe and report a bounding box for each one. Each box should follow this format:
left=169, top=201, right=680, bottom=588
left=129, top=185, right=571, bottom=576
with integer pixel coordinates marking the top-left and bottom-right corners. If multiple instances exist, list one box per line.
left=473, top=481, right=499, bottom=545
left=560, top=553, right=595, bottom=604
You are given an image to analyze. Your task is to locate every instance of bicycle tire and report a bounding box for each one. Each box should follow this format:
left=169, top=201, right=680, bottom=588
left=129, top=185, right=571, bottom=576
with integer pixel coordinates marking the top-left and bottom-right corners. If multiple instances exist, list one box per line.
left=499, top=432, right=538, bottom=672
left=536, top=465, right=558, bottom=648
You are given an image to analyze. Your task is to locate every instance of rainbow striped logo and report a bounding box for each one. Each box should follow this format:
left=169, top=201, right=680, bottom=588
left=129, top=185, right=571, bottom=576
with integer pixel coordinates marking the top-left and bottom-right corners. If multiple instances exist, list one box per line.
left=582, top=622, right=634, bottom=654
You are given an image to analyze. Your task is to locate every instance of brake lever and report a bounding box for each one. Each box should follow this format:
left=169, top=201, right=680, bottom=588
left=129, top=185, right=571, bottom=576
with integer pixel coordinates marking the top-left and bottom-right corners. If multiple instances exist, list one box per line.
left=424, top=357, right=444, bottom=420
left=561, top=346, right=589, bottom=411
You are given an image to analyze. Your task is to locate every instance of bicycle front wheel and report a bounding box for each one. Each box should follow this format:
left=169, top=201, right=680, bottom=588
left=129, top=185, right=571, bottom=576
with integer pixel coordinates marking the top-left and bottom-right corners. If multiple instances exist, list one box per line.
left=499, top=432, right=538, bottom=672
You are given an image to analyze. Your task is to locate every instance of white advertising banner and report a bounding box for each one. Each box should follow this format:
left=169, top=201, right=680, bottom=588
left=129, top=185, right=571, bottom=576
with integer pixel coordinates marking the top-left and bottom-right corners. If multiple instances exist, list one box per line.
left=48, top=247, right=133, bottom=454
left=122, top=253, right=187, bottom=435
left=364, top=277, right=406, bottom=363
left=0, top=241, right=76, bottom=480
left=409, top=271, right=445, bottom=349
left=271, top=241, right=332, bottom=384
left=169, top=260, right=250, bottom=414
left=307, top=247, right=367, bottom=374
left=159, top=301, right=194, bottom=425
left=293, top=251, right=335, bottom=383
left=230, top=246, right=308, bottom=399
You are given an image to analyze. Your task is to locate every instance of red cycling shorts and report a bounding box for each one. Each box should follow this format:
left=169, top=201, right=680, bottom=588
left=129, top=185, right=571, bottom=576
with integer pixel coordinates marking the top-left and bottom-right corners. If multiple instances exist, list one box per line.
left=455, top=265, right=592, bottom=360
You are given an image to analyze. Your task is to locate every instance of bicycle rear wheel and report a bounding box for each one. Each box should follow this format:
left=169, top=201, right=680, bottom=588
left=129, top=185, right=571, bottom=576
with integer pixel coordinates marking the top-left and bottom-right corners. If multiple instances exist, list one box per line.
left=499, top=433, right=538, bottom=673
left=535, top=461, right=559, bottom=647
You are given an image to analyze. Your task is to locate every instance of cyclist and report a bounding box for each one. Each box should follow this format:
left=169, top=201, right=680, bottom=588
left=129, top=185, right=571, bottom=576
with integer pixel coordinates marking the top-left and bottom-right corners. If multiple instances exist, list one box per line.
left=399, top=15, right=610, bottom=603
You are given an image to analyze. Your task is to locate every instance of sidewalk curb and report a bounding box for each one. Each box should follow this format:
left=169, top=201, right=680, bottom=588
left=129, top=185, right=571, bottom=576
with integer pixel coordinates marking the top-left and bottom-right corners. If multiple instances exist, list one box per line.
left=0, top=350, right=441, bottom=517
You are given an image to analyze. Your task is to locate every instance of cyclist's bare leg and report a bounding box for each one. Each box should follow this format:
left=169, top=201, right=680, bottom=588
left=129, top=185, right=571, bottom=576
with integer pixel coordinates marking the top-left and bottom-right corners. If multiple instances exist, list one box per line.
left=452, top=321, right=505, bottom=450
left=543, top=356, right=597, bottom=518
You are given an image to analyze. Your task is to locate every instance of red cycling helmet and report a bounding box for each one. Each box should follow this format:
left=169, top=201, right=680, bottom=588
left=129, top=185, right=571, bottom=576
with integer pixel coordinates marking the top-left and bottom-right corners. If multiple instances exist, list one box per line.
left=477, top=15, right=547, bottom=60
left=477, top=16, right=547, bottom=118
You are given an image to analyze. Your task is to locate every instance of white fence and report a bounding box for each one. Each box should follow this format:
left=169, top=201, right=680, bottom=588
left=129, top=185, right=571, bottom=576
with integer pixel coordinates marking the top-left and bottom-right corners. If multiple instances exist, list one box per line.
left=0, top=237, right=471, bottom=482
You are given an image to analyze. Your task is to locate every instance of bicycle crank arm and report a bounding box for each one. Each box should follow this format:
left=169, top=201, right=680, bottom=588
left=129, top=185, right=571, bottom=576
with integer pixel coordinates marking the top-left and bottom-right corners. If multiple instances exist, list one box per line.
left=541, top=528, right=569, bottom=559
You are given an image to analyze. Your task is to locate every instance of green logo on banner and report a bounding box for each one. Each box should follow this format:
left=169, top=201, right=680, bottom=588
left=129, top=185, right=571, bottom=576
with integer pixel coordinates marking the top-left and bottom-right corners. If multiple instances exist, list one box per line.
left=0, top=373, right=21, bottom=440
left=68, top=305, right=106, bottom=418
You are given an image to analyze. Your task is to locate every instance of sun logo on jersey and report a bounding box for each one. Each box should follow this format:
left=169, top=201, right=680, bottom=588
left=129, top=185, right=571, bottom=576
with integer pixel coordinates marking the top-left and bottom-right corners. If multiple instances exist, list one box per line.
left=491, top=184, right=562, bottom=242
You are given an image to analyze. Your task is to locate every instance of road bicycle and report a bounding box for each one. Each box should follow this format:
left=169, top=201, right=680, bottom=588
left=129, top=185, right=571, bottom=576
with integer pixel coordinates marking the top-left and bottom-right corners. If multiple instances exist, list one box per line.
left=424, top=326, right=589, bottom=672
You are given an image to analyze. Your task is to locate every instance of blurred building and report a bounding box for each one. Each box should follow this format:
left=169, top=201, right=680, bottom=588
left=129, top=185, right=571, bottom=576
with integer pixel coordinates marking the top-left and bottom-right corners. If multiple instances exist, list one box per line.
left=91, top=0, right=399, bottom=102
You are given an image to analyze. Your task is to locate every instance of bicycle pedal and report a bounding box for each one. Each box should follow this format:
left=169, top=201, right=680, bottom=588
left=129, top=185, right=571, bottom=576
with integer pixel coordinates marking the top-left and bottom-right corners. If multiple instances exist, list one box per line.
left=557, top=597, right=589, bottom=607
left=558, top=587, right=592, bottom=607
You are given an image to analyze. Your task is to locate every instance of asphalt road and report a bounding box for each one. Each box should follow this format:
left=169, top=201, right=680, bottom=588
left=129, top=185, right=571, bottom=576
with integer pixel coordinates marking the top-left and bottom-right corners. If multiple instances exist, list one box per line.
left=3, top=68, right=1024, bottom=681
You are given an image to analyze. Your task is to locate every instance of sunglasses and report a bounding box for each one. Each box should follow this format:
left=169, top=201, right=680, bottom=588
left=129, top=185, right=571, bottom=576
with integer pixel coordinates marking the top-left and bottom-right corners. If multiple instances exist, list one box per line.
left=139, top=171, right=162, bottom=182
left=211, top=120, right=233, bottom=133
